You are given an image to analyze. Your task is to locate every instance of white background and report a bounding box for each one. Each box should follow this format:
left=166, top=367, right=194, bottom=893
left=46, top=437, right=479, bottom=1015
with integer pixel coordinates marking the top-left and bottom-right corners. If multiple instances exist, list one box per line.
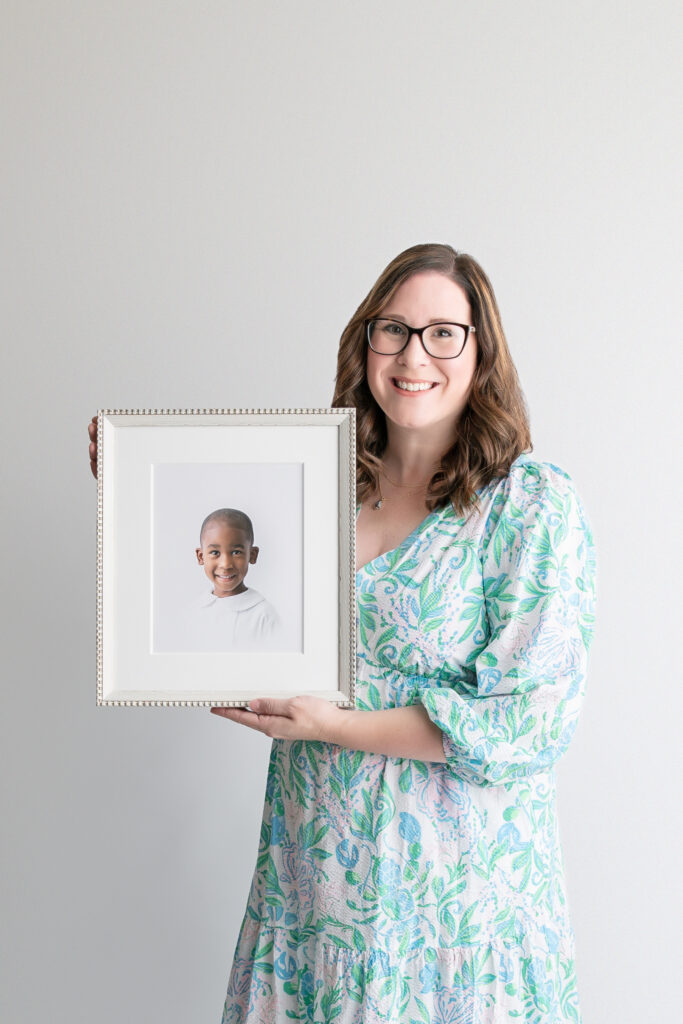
left=2, top=3, right=681, bottom=1023
left=153, top=461, right=303, bottom=652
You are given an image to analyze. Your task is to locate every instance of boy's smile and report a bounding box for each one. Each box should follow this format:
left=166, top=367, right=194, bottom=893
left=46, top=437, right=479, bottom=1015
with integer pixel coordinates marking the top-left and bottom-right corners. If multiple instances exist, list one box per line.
left=196, top=523, right=259, bottom=597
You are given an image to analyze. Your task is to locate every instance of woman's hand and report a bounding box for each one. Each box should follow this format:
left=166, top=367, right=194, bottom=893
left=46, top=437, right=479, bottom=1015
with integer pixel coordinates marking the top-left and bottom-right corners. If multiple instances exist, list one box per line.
left=88, top=415, right=98, bottom=479
left=212, top=698, right=447, bottom=760
left=210, top=695, right=346, bottom=744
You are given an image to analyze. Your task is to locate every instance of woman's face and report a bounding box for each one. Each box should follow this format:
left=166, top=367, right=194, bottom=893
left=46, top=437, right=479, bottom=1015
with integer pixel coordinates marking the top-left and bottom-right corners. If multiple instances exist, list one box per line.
left=365, top=271, right=478, bottom=438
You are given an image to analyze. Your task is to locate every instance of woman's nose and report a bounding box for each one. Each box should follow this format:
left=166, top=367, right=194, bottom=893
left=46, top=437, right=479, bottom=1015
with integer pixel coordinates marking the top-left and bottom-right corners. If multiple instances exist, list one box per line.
left=398, top=331, right=429, bottom=366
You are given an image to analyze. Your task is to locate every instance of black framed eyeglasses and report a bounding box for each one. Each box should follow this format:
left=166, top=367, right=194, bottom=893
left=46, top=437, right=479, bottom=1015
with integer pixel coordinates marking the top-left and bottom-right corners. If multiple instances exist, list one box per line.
left=364, top=318, right=475, bottom=359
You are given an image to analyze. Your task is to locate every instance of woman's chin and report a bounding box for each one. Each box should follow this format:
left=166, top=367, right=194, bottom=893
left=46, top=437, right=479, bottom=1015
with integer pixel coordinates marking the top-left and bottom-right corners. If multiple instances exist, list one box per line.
left=385, top=408, right=447, bottom=433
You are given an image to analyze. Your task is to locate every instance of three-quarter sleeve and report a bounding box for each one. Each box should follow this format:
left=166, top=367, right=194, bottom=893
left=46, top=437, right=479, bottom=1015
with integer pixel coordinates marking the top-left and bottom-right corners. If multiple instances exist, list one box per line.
left=418, top=459, right=597, bottom=786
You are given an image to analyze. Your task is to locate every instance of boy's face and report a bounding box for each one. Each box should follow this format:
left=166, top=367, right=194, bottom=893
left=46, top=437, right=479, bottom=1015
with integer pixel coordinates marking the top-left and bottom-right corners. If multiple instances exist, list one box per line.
left=195, top=522, right=259, bottom=597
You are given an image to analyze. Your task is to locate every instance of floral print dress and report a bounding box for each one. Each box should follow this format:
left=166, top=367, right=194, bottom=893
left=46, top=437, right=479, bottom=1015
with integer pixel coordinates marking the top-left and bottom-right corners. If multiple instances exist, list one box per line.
left=221, top=455, right=597, bottom=1024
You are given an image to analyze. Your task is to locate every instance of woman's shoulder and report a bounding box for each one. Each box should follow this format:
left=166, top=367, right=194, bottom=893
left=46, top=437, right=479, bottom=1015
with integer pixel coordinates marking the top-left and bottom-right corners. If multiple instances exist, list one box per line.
left=485, top=453, right=580, bottom=505
left=480, top=453, right=593, bottom=548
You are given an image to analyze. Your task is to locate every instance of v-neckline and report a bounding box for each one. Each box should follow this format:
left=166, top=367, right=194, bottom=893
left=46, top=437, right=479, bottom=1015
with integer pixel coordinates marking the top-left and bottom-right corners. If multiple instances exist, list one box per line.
left=355, top=504, right=442, bottom=578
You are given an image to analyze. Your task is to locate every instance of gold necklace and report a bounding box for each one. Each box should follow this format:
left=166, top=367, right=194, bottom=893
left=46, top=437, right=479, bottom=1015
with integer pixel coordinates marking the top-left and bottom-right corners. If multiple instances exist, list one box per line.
left=372, top=467, right=434, bottom=511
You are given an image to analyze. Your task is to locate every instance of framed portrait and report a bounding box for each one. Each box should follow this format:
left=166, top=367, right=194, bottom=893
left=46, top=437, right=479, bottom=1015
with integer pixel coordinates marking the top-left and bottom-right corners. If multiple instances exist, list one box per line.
left=96, top=408, right=356, bottom=707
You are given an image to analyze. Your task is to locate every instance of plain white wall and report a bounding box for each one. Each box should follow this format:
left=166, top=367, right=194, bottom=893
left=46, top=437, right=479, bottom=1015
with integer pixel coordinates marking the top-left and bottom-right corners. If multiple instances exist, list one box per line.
left=2, top=2, right=680, bottom=1022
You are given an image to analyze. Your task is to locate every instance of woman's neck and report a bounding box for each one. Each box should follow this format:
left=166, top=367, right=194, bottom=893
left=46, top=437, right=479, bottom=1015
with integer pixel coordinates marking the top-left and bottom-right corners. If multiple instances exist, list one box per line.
left=382, top=420, right=457, bottom=484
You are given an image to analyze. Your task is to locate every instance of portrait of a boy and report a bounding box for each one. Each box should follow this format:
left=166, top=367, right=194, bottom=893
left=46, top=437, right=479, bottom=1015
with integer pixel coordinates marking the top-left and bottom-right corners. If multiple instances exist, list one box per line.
left=192, top=507, right=280, bottom=649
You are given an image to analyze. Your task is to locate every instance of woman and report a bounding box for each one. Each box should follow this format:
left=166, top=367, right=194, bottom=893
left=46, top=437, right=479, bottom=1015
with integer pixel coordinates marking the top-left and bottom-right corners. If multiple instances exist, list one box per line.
left=88, top=244, right=596, bottom=1023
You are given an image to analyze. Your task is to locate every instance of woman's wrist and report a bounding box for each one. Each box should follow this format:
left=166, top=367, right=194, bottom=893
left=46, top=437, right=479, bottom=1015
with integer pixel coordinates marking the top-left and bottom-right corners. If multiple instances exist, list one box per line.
left=326, top=706, right=360, bottom=748
left=324, top=704, right=447, bottom=763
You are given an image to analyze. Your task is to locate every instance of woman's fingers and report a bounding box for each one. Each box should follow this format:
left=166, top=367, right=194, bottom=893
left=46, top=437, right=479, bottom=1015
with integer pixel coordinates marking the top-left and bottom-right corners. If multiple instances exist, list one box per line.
left=248, top=698, right=291, bottom=717
left=88, top=415, right=98, bottom=478
left=211, top=706, right=268, bottom=733
left=210, top=700, right=293, bottom=735
left=210, top=697, right=336, bottom=743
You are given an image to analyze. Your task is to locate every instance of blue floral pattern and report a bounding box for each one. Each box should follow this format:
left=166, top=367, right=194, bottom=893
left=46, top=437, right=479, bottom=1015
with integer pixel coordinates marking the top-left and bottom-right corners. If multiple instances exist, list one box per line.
left=221, top=456, right=597, bottom=1023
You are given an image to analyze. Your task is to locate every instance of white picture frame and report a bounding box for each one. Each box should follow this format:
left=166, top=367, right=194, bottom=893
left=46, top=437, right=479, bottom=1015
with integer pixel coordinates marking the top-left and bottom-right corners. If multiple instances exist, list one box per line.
left=96, top=408, right=356, bottom=707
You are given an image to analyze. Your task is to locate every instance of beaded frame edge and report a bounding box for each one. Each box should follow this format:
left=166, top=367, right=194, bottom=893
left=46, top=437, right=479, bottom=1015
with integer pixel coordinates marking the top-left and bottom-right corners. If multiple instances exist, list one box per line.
left=95, top=407, right=357, bottom=709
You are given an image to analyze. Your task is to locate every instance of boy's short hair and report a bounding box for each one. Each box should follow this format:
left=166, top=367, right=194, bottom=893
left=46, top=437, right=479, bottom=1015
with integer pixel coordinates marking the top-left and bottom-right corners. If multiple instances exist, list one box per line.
left=199, top=508, right=254, bottom=545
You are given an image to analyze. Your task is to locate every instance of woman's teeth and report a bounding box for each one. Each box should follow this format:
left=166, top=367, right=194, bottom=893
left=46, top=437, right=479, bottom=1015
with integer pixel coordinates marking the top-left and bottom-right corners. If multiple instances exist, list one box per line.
left=394, top=379, right=434, bottom=392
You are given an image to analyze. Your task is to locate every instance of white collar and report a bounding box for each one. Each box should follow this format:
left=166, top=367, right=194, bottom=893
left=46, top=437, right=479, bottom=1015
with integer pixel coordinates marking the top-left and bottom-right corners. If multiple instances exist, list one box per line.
left=197, top=586, right=266, bottom=612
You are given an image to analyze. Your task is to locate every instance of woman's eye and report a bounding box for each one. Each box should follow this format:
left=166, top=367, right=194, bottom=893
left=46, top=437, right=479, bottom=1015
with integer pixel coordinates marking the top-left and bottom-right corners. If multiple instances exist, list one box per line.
left=384, top=323, right=405, bottom=335
left=433, top=327, right=452, bottom=338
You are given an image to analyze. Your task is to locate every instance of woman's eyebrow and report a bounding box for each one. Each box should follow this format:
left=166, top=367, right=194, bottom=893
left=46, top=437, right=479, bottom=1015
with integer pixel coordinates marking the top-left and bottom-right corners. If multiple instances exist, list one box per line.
left=381, top=314, right=458, bottom=324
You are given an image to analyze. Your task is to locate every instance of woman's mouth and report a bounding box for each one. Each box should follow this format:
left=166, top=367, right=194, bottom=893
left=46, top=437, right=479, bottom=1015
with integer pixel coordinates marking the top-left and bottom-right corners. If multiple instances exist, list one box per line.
left=391, top=377, right=438, bottom=393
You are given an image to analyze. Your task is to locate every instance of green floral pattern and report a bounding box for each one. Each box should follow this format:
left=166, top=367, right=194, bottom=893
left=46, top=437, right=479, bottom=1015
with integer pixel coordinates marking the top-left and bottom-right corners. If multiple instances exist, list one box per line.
left=221, top=456, right=597, bottom=1023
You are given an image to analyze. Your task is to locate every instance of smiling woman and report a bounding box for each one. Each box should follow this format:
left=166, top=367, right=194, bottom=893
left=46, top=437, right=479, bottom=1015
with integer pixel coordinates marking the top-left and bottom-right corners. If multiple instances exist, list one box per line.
left=212, top=243, right=597, bottom=1024
left=364, top=271, right=478, bottom=437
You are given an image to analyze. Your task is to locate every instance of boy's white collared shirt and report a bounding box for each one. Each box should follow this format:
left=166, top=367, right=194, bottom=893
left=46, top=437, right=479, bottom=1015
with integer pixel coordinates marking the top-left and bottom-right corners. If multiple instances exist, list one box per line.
left=189, top=585, right=281, bottom=651
left=197, top=587, right=268, bottom=613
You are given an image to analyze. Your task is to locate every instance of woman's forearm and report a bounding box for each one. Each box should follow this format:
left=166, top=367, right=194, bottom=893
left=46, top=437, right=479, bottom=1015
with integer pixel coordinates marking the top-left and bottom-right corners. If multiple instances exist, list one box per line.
left=327, top=704, right=447, bottom=763
left=211, top=696, right=449, bottom=761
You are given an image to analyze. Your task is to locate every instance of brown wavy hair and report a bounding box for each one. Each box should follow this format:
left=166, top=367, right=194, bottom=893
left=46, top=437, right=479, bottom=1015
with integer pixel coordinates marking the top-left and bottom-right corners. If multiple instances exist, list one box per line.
left=331, top=243, right=532, bottom=517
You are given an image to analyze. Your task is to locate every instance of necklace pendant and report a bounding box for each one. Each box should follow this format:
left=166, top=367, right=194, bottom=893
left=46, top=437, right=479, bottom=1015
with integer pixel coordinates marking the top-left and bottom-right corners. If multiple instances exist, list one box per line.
left=373, top=498, right=384, bottom=510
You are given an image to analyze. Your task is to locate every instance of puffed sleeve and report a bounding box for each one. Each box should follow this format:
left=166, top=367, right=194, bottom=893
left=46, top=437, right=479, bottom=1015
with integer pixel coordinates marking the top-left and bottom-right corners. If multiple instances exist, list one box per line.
left=418, top=459, right=597, bottom=786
